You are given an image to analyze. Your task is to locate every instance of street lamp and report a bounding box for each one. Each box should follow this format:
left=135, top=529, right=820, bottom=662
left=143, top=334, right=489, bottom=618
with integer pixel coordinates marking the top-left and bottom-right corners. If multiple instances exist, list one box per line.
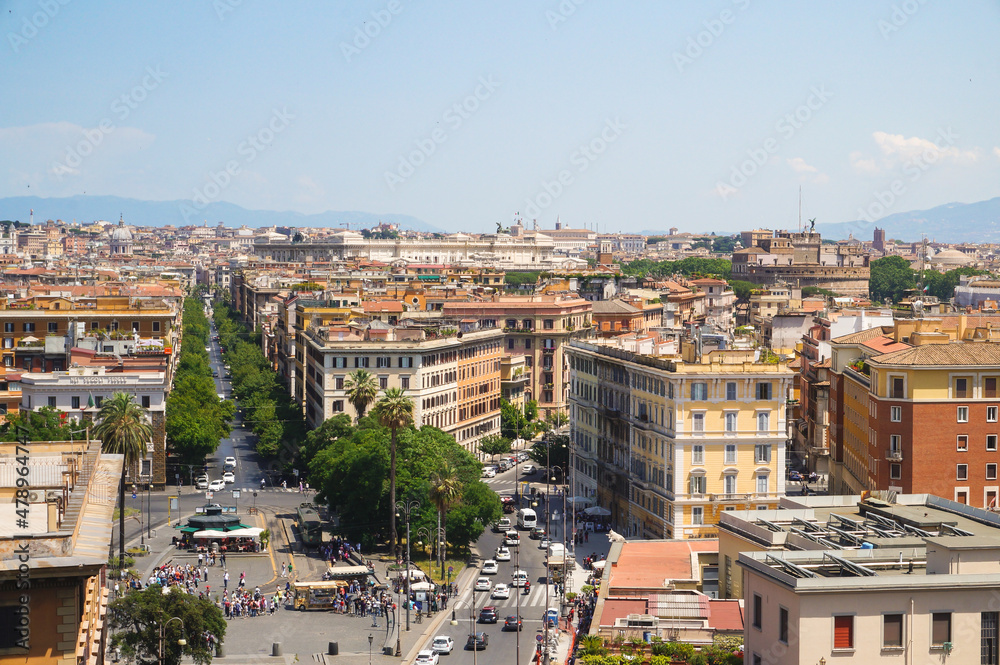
left=450, top=598, right=477, bottom=665
left=395, top=499, right=420, bottom=640
left=550, top=465, right=568, bottom=614
left=368, top=633, right=373, bottom=665
left=158, top=616, right=186, bottom=665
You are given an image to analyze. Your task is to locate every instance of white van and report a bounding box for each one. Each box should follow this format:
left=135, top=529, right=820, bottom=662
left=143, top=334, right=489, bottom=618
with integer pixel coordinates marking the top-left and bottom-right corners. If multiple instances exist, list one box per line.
left=511, top=569, right=528, bottom=587
left=517, top=508, right=537, bottom=530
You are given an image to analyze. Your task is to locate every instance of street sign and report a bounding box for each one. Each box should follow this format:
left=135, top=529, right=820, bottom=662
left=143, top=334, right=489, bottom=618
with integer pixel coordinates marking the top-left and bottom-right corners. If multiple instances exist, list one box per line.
left=232, top=490, right=241, bottom=498
left=535, top=635, right=543, bottom=642
left=206, top=491, right=213, bottom=500
left=131, top=491, right=137, bottom=499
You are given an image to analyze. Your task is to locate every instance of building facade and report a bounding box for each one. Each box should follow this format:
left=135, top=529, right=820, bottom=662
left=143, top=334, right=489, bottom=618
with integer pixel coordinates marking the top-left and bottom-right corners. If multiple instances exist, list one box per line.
left=568, top=338, right=794, bottom=539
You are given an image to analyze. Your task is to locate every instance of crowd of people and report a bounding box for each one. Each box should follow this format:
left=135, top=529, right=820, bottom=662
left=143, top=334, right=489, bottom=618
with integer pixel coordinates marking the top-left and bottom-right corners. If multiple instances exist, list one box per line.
left=222, top=585, right=285, bottom=619
left=322, top=538, right=363, bottom=567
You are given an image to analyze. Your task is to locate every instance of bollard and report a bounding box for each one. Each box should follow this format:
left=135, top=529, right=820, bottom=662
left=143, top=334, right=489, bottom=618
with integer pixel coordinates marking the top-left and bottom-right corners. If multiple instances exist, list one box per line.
left=216, top=643, right=225, bottom=658
left=272, top=643, right=282, bottom=657
left=328, top=642, right=339, bottom=656
left=382, top=646, right=394, bottom=656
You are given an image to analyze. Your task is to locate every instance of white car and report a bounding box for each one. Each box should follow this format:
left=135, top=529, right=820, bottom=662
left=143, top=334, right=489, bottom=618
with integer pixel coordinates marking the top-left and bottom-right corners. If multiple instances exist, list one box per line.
left=195, top=476, right=209, bottom=489
left=522, top=464, right=536, bottom=474
left=491, top=583, right=510, bottom=599
left=474, top=577, right=492, bottom=592
left=415, top=650, right=440, bottom=665
left=224, top=456, right=237, bottom=467
left=540, top=538, right=551, bottom=549
left=505, top=530, right=520, bottom=546
left=495, top=547, right=511, bottom=562
left=222, top=471, right=235, bottom=484
left=482, top=560, right=499, bottom=575
left=208, top=479, right=226, bottom=491
left=481, top=467, right=496, bottom=478
left=431, top=636, right=454, bottom=655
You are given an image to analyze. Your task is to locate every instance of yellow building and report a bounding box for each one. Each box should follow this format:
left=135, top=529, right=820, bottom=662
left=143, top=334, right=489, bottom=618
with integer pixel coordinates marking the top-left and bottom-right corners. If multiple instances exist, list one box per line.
left=568, top=337, right=794, bottom=540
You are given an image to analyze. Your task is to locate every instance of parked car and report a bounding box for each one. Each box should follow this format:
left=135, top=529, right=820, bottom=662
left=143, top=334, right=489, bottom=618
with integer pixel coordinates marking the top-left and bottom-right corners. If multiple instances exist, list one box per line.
left=208, top=479, right=226, bottom=491
left=491, top=584, right=510, bottom=599
left=222, top=471, right=235, bottom=484
left=503, top=615, right=523, bottom=631
left=466, top=633, right=489, bottom=650
left=478, top=606, right=498, bottom=623
left=474, top=577, right=492, bottom=592
left=415, top=650, right=440, bottom=665
left=788, top=471, right=803, bottom=482
left=431, top=636, right=454, bottom=655
left=482, top=467, right=496, bottom=478
left=482, top=560, right=499, bottom=575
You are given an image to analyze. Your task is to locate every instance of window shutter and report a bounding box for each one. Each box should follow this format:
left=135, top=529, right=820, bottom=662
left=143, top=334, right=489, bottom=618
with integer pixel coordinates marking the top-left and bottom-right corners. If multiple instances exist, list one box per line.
left=834, top=616, right=853, bottom=649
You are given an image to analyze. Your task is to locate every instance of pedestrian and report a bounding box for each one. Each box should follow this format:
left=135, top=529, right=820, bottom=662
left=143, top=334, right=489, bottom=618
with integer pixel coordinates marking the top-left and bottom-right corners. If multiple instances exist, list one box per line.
left=221, top=552, right=227, bottom=568
left=223, top=572, right=229, bottom=589
left=282, top=480, right=287, bottom=490
left=280, top=562, right=286, bottom=577
left=584, top=530, right=589, bottom=543
left=203, top=566, right=208, bottom=582
left=239, top=571, right=246, bottom=588
left=198, top=552, right=204, bottom=566
left=299, top=481, right=303, bottom=493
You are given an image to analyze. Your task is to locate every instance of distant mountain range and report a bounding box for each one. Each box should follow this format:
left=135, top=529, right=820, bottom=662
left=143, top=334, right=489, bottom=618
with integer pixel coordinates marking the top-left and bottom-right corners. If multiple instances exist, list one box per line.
left=0, top=195, right=443, bottom=233
left=1, top=194, right=998, bottom=243
left=816, top=197, right=1000, bottom=243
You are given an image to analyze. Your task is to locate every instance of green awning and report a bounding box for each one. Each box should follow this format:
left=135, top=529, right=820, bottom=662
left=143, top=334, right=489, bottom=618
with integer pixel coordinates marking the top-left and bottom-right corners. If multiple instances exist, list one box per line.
left=417, top=275, right=441, bottom=281
left=179, top=526, right=199, bottom=533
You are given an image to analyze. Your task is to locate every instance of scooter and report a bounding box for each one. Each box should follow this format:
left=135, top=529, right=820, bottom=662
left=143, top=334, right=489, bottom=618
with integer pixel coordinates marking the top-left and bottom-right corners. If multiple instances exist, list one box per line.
left=523, top=581, right=530, bottom=595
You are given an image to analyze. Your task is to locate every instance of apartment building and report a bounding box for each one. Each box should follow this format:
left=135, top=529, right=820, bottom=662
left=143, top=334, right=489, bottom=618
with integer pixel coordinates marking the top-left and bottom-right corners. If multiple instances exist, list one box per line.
left=0, top=292, right=181, bottom=372
left=442, top=295, right=593, bottom=417
left=689, top=278, right=736, bottom=333
left=567, top=336, right=794, bottom=540
left=0, top=438, right=122, bottom=665
left=297, top=322, right=503, bottom=453
left=500, top=354, right=529, bottom=410
left=737, top=495, right=1000, bottom=664
left=16, top=347, right=171, bottom=488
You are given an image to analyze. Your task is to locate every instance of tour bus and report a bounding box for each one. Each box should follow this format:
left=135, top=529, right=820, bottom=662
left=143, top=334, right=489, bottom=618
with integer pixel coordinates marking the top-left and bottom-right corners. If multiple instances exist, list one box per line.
left=517, top=508, right=537, bottom=530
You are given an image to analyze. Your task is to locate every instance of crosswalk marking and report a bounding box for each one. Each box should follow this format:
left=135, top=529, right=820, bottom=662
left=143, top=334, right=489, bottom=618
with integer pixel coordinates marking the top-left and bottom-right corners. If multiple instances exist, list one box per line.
left=458, top=585, right=556, bottom=610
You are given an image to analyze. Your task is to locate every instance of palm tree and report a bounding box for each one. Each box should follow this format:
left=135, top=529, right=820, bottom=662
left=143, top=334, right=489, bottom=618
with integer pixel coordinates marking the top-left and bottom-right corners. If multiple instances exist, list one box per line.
left=429, top=463, right=462, bottom=579
left=344, top=369, right=379, bottom=422
left=372, top=387, right=414, bottom=556
left=94, top=392, right=152, bottom=567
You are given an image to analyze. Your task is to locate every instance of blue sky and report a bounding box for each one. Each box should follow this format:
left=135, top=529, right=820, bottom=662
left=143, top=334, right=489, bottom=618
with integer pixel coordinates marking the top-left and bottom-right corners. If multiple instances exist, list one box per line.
left=2, top=0, right=999, bottom=234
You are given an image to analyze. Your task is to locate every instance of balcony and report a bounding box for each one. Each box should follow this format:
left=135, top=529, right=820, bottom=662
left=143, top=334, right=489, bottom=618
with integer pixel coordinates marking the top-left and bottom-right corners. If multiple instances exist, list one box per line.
left=886, top=449, right=903, bottom=461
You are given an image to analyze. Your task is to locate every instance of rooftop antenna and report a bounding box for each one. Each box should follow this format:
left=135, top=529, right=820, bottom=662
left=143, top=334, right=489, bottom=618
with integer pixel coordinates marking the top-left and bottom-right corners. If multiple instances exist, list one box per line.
left=798, top=186, right=802, bottom=233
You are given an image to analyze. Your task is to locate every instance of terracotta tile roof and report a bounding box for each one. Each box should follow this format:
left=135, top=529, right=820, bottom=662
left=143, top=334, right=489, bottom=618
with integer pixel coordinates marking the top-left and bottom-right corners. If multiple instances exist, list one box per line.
left=831, top=326, right=894, bottom=345
left=708, top=600, right=745, bottom=632
left=869, top=342, right=1000, bottom=367
left=861, top=336, right=910, bottom=354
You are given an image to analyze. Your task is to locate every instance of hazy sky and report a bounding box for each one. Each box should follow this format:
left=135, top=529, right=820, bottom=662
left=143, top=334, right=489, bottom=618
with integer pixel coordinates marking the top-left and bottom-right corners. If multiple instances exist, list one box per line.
left=3, top=1, right=999, bottom=234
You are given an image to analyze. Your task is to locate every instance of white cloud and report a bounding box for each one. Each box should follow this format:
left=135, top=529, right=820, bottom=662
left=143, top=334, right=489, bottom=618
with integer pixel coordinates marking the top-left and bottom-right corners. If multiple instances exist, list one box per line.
left=786, top=157, right=828, bottom=184
left=994, top=146, right=1000, bottom=159
left=851, top=130, right=979, bottom=175
left=787, top=157, right=817, bottom=173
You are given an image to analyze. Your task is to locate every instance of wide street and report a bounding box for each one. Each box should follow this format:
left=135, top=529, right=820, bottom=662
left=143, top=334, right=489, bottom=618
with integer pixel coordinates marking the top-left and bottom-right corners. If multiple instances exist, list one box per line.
left=114, top=311, right=589, bottom=663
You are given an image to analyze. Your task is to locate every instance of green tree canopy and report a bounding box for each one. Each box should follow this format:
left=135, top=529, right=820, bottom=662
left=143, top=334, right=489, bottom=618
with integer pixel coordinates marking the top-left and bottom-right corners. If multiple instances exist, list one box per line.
left=869, top=255, right=916, bottom=304
left=0, top=406, right=73, bottom=441
left=478, top=433, right=511, bottom=459
left=107, top=586, right=226, bottom=665
left=529, top=434, right=570, bottom=472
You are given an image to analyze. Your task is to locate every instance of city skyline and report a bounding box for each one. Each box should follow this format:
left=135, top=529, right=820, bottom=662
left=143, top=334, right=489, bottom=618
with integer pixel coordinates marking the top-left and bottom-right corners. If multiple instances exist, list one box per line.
left=3, top=1, right=999, bottom=234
